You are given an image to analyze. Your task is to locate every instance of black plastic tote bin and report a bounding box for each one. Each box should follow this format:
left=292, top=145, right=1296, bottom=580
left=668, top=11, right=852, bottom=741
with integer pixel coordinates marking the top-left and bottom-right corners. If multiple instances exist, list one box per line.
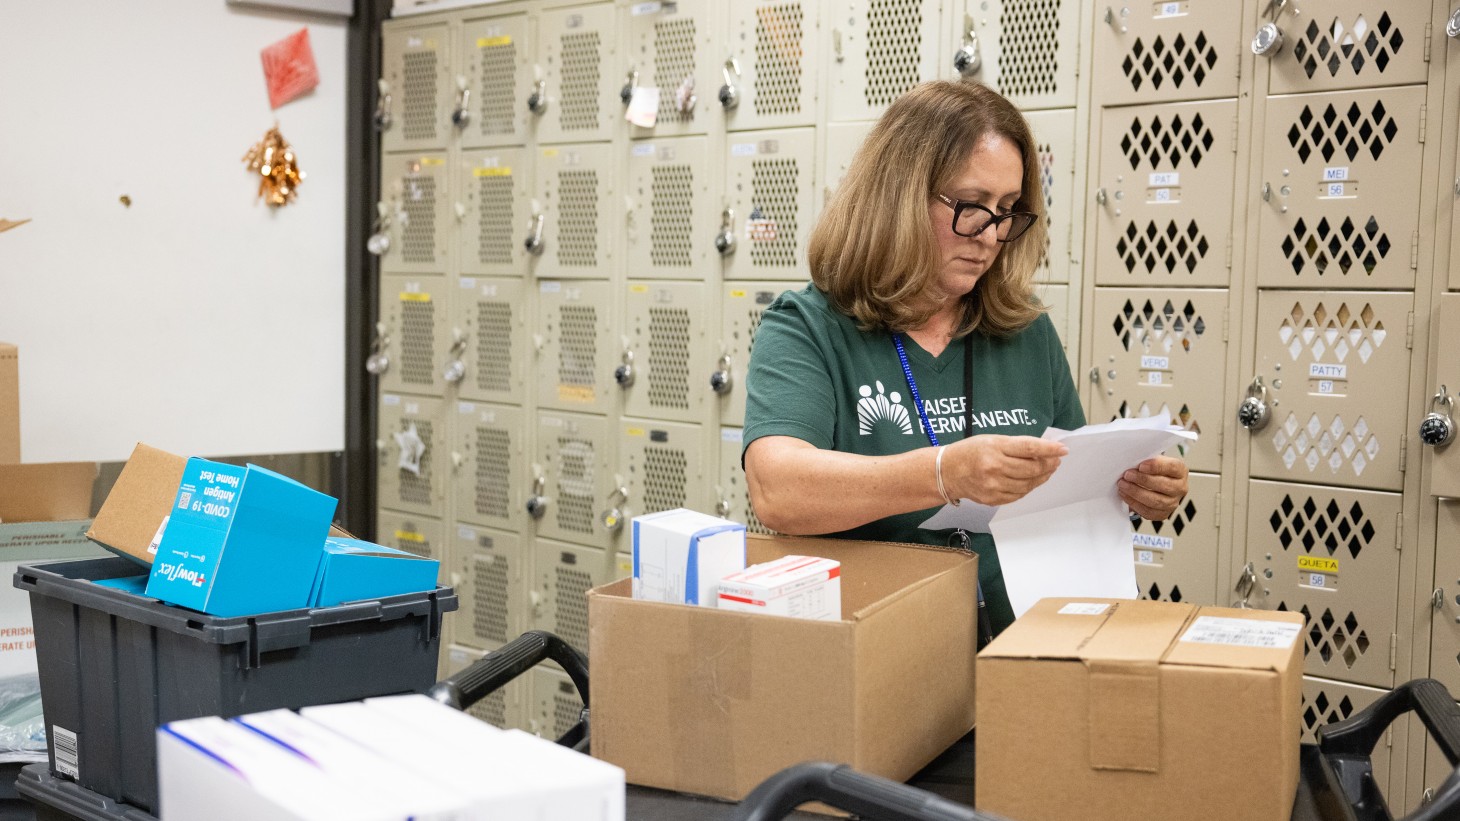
left=14, top=557, right=457, bottom=815
left=15, top=766, right=151, bottom=821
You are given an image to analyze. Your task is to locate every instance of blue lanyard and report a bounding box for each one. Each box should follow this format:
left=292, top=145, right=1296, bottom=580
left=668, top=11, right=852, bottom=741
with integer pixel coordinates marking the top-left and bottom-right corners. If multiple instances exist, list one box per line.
left=892, top=334, right=940, bottom=448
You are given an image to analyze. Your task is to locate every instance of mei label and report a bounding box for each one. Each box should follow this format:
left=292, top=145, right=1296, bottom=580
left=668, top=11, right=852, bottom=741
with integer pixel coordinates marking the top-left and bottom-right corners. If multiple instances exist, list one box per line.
left=1057, top=603, right=1110, bottom=616
left=1180, top=616, right=1301, bottom=649
left=1323, top=167, right=1349, bottom=182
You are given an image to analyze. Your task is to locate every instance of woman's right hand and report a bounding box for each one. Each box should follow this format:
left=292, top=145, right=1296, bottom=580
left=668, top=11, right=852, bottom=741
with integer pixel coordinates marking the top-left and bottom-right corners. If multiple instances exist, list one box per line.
left=941, top=435, right=1068, bottom=506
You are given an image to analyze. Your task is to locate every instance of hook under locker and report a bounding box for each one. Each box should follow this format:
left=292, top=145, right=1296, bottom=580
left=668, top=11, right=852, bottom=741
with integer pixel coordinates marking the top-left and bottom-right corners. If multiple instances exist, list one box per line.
left=1088, top=288, right=1228, bottom=475
left=378, top=393, right=449, bottom=519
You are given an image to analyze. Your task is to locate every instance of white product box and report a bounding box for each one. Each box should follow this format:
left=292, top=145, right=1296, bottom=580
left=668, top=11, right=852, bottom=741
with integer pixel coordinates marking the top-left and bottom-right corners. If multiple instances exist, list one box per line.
left=631, top=508, right=746, bottom=606
left=717, top=555, right=842, bottom=621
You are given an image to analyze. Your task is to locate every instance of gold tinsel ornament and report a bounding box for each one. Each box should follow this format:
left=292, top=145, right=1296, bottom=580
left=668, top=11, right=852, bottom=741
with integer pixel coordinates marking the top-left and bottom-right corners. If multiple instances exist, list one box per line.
left=242, top=125, right=304, bottom=207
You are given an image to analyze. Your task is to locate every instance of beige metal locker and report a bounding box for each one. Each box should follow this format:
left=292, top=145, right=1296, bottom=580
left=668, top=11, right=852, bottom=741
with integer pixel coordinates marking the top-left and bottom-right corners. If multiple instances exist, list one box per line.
left=1090, top=0, right=1242, bottom=107
left=376, top=508, right=445, bottom=561
left=444, top=644, right=522, bottom=730
left=533, top=411, right=621, bottom=550
left=1428, top=295, right=1460, bottom=498
left=451, top=402, right=527, bottom=533
left=1427, top=502, right=1460, bottom=695
left=1300, top=677, right=1399, bottom=796
left=952, top=0, right=1082, bottom=110
left=534, top=3, right=620, bottom=144
left=529, top=143, right=619, bottom=279
left=531, top=538, right=614, bottom=654
left=449, top=524, right=526, bottom=651
left=460, top=10, right=535, bottom=147
left=1242, top=291, right=1412, bottom=493
left=1255, top=88, right=1424, bottom=290
left=379, top=153, right=451, bottom=276
left=820, top=121, right=875, bottom=209
left=535, top=280, right=617, bottom=414
left=619, top=419, right=711, bottom=519
left=1088, top=288, right=1227, bottom=474
left=378, top=394, right=447, bottom=518
left=620, top=281, right=712, bottom=423
left=614, top=551, right=633, bottom=582
left=1025, top=108, right=1078, bottom=286
left=1244, top=480, right=1402, bottom=689
left=717, top=428, right=775, bottom=534
left=722, top=0, right=823, bottom=131
left=724, top=128, right=817, bottom=281
left=1255, top=3, right=1430, bottom=95
left=380, top=22, right=453, bottom=153
left=1134, top=471, right=1220, bottom=605
left=825, top=0, right=941, bottom=124
left=452, top=277, right=528, bottom=405
left=622, top=0, right=720, bottom=138
left=1419, top=706, right=1460, bottom=814
left=1092, top=100, right=1238, bottom=287
left=377, top=275, right=452, bottom=396
left=458, top=148, right=532, bottom=278
left=528, top=667, right=586, bottom=740
left=719, top=282, right=788, bottom=427
left=623, top=137, right=718, bottom=277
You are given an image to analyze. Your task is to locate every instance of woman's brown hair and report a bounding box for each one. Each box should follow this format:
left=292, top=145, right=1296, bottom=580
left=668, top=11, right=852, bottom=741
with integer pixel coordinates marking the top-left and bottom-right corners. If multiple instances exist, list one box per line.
left=807, top=80, right=1048, bottom=338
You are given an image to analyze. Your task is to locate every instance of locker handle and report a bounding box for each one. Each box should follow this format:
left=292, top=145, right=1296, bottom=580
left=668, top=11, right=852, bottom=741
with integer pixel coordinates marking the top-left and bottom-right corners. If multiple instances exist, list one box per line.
left=527, top=79, right=548, bottom=115
left=451, top=75, right=471, bottom=128
left=524, top=212, right=545, bottom=256
left=373, top=78, right=392, bottom=131
left=1449, top=9, right=1460, bottom=39
left=367, top=201, right=392, bottom=256
left=1233, top=562, right=1256, bottom=607
left=715, top=207, right=737, bottom=256
left=719, top=57, right=741, bottom=110
left=526, top=474, right=549, bottom=519
left=711, top=354, right=734, bottom=395
left=365, top=322, right=390, bottom=376
left=620, top=69, right=639, bottom=106
left=614, top=350, right=635, bottom=388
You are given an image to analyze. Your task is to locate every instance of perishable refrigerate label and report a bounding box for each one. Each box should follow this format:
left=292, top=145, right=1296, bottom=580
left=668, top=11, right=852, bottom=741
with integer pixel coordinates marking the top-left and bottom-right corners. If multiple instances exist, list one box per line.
left=1180, top=616, right=1300, bottom=649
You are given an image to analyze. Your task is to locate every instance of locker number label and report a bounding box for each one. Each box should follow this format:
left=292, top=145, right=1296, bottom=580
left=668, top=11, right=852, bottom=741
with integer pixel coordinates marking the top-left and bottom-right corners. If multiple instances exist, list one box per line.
left=1154, top=2, right=1185, bottom=19
left=1152, top=188, right=1173, bottom=202
left=1308, top=573, right=1327, bottom=588
left=1136, top=549, right=1156, bottom=565
left=1316, top=380, right=1335, bottom=395
left=1146, top=371, right=1164, bottom=385
left=1326, top=183, right=1346, bottom=198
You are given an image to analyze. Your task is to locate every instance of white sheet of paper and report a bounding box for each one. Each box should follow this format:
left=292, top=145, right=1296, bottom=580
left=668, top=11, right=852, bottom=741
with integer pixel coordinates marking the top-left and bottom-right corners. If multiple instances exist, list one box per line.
left=626, top=86, right=660, bottom=127
left=919, top=412, right=1196, bottom=617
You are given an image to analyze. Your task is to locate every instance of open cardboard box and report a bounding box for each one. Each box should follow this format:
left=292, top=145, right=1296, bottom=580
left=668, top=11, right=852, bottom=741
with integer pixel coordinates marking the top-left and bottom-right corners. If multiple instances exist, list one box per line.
left=588, top=533, right=978, bottom=804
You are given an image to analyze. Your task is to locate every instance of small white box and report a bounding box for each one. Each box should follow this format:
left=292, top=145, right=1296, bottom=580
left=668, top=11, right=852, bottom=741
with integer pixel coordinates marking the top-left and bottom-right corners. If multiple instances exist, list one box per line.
left=717, top=555, right=842, bottom=621
left=631, top=508, right=746, bottom=606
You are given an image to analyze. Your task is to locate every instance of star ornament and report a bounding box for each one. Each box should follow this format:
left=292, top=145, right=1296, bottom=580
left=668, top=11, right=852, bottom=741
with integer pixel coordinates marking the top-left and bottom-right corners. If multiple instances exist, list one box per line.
left=394, top=423, right=427, bottom=476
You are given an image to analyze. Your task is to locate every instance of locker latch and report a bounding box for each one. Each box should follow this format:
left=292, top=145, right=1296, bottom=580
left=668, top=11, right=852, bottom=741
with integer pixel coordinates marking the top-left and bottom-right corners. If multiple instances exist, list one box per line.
left=714, top=498, right=731, bottom=518
left=451, top=75, right=471, bottom=129
left=442, top=331, right=468, bottom=385
left=366, top=322, right=391, bottom=376
left=715, top=207, right=737, bottom=256
left=1236, top=375, right=1272, bottom=432
left=527, top=79, right=548, bottom=116
left=718, top=57, right=742, bottom=110
left=710, top=354, right=734, bottom=395
left=373, top=79, right=392, bottom=131
left=614, top=350, right=636, bottom=388
left=1448, top=8, right=1460, bottom=39
left=1419, top=385, right=1456, bottom=447
left=526, top=474, right=549, bottom=519
left=619, top=70, right=639, bottom=106
left=524, top=212, right=546, bottom=256
left=952, top=23, right=982, bottom=77
left=367, top=202, right=393, bottom=256
left=1251, top=0, right=1288, bottom=57
left=1234, top=562, right=1257, bottom=608
left=600, top=486, right=629, bottom=534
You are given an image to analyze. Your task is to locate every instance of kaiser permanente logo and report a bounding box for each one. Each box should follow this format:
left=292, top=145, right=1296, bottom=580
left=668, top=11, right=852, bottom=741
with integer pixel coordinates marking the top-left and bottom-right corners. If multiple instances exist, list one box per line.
left=856, top=382, right=1036, bottom=436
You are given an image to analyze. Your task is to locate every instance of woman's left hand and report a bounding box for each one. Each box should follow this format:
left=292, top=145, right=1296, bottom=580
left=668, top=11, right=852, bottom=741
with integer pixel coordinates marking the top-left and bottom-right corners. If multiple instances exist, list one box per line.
left=1117, top=456, right=1189, bottom=521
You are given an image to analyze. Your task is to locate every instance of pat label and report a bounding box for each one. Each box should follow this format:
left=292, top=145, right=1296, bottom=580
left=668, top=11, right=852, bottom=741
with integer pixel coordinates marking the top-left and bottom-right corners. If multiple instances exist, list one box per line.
left=1149, top=172, right=1179, bottom=187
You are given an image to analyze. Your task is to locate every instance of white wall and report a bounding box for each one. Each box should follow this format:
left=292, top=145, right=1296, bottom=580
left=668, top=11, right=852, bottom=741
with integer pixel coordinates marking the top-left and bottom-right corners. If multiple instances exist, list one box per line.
left=0, top=1, right=347, bottom=462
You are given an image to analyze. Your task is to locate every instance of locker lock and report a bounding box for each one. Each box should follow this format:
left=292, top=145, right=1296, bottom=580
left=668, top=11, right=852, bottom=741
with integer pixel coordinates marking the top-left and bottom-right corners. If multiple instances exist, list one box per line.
left=614, top=350, right=636, bottom=388
left=365, top=322, right=391, bottom=376
left=526, top=475, right=548, bottom=519
left=1448, top=8, right=1460, bottom=39
left=373, top=79, right=392, bottom=131
left=714, top=498, right=731, bottom=517
left=442, top=333, right=468, bottom=385
left=451, top=76, right=471, bottom=129
left=1234, top=562, right=1257, bottom=608
left=600, top=486, right=629, bottom=533
left=1419, top=385, right=1456, bottom=447
left=714, top=207, right=737, bottom=256
left=718, top=57, right=742, bottom=110
left=367, top=202, right=393, bottom=256
left=620, top=70, right=639, bottom=106
left=1251, top=23, right=1284, bottom=57
left=710, top=354, right=733, bottom=395
left=1236, top=375, right=1272, bottom=432
left=524, top=213, right=546, bottom=256
left=952, top=28, right=982, bottom=77
left=527, top=79, right=548, bottom=116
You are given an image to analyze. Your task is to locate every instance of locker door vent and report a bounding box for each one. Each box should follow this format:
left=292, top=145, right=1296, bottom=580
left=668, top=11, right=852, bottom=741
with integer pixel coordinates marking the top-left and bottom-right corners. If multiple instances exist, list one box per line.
left=401, top=174, right=439, bottom=264
left=643, top=446, right=688, bottom=514
left=472, top=553, right=511, bottom=644
left=1270, top=495, right=1374, bottom=560
left=1116, top=220, right=1211, bottom=275
left=1114, top=299, right=1207, bottom=353
left=1279, top=302, right=1385, bottom=364
left=1300, top=690, right=1356, bottom=742
left=749, top=159, right=801, bottom=268
left=397, top=420, right=434, bottom=506
left=1287, top=101, right=1397, bottom=164
left=560, top=32, right=603, bottom=133
left=469, top=689, right=507, bottom=728
left=1117, top=401, right=1202, bottom=456
left=1121, top=113, right=1214, bottom=170
left=558, top=304, right=599, bottom=389
left=474, top=301, right=514, bottom=392
left=1292, top=605, right=1372, bottom=670
left=473, top=426, right=512, bottom=518
left=746, top=307, right=767, bottom=357
left=1292, top=14, right=1402, bottom=81
left=477, top=40, right=518, bottom=137
left=557, top=170, right=601, bottom=267
left=647, top=307, right=692, bottom=410
left=476, top=176, right=515, bottom=265
left=403, top=50, right=440, bottom=141
left=650, top=165, right=695, bottom=267
left=553, top=683, right=583, bottom=737
left=997, top=0, right=1061, bottom=98
left=1140, top=582, right=1183, bottom=603
left=1037, top=141, right=1055, bottom=273
left=401, top=299, right=437, bottom=386
left=1272, top=412, right=1380, bottom=477
left=753, top=4, right=805, bottom=115
left=1132, top=495, right=1198, bottom=537
left=554, top=565, right=593, bottom=651
left=865, top=0, right=923, bottom=107
left=1119, top=32, right=1218, bottom=94
left=1282, top=216, right=1390, bottom=278
left=654, top=19, right=698, bottom=123
left=555, top=438, right=597, bottom=535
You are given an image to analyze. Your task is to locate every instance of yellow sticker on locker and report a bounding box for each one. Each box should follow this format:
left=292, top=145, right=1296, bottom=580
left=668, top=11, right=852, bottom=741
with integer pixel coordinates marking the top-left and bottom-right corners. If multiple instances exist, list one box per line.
left=542, top=148, right=559, bottom=158
left=557, top=385, right=595, bottom=403
left=473, top=167, right=512, bottom=177
left=399, top=292, right=432, bottom=302
left=626, top=427, right=645, bottom=437
left=419, top=157, right=445, bottom=166
left=730, top=289, right=747, bottom=298
left=1297, top=556, right=1339, bottom=574
left=477, top=35, right=512, bottom=47
left=395, top=530, right=426, bottom=543
left=630, top=284, right=650, bottom=293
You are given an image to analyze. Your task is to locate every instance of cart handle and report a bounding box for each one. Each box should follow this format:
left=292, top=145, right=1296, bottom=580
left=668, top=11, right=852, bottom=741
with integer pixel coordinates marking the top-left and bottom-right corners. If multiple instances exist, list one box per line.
left=731, top=762, right=1010, bottom=821
left=428, top=630, right=590, bottom=713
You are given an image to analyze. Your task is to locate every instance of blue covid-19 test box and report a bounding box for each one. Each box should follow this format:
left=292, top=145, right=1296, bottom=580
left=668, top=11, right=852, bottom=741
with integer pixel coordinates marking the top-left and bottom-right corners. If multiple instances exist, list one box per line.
left=145, top=458, right=337, bottom=616
left=309, top=537, right=439, bottom=608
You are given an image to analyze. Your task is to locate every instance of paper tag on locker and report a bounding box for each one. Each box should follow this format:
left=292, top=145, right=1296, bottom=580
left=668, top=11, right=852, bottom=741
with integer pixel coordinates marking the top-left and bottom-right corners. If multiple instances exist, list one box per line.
left=626, top=87, right=660, bottom=127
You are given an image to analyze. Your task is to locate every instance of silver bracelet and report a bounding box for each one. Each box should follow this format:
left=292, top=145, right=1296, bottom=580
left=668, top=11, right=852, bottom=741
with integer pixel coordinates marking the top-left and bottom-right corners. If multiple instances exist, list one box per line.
left=935, top=445, right=960, bottom=507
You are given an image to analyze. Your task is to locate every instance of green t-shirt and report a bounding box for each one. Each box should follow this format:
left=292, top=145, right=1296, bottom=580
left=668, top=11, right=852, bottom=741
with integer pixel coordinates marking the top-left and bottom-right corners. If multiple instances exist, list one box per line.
left=743, top=284, right=1085, bottom=634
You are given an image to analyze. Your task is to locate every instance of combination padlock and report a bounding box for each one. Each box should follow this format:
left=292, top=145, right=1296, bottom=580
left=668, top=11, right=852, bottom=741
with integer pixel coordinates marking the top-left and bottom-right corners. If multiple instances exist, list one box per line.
left=1236, top=375, right=1271, bottom=432
left=373, top=79, right=392, bottom=131
left=952, top=29, right=981, bottom=77
left=714, top=207, right=736, bottom=256
left=600, top=487, right=628, bottom=533
left=614, top=350, right=635, bottom=388
left=620, top=70, right=638, bottom=106
left=1419, top=386, right=1456, bottom=447
left=718, top=57, right=741, bottom=110
left=710, top=355, right=733, bottom=395
left=365, top=322, right=390, bottom=376
left=442, top=331, right=468, bottom=384
left=526, top=79, right=548, bottom=115
left=526, top=475, right=548, bottom=519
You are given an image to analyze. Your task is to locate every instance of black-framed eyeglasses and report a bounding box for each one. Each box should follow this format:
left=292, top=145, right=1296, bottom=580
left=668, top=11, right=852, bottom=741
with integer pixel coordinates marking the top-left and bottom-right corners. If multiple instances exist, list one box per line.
left=934, top=193, right=1038, bottom=243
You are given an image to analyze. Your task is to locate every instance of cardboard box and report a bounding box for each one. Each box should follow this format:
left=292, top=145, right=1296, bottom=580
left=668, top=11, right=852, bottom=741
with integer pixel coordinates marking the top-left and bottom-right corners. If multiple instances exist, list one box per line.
left=0, top=343, right=17, bottom=465
left=309, top=537, right=439, bottom=607
left=976, top=598, right=1304, bottom=821
left=631, top=508, right=746, bottom=606
left=717, top=555, right=841, bottom=621
left=145, top=457, right=336, bottom=616
left=590, top=533, right=979, bottom=802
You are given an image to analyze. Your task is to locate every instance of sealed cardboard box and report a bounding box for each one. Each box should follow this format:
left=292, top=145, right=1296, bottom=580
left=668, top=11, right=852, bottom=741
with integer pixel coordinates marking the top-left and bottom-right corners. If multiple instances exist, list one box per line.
left=590, top=533, right=978, bottom=802
left=976, top=598, right=1304, bottom=821
left=0, top=343, right=17, bottom=465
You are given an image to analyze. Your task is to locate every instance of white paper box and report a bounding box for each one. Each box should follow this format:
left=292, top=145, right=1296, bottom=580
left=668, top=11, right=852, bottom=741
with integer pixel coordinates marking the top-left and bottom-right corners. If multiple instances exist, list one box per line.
left=717, top=555, right=842, bottom=621
left=631, top=508, right=746, bottom=606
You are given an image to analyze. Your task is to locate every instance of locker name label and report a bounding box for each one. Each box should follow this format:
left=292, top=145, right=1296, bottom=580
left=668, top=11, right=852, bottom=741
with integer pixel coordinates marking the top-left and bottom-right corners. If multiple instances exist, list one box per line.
left=631, top=2, right=662, bottom=14
left=558, top=385, right=594, bottom=403
left=457, top=402, right=475, bottom=414
left=399, top=292, right=432, bottom=302
left=1140, top=355, right=1169, bottom=370
left=473, top=167, right=511, bottom=177
left=418, top=157, right=445, bottom=166
left=1179, top=616, right=1301, bottom=649
left=457, top=525, right=477, bottom=541
left=632, top=144, right=656, bottom=157
left=721, top=428, right=744, bottom=443
left=731, top=143, right=757, bottom=157
left=1297, top=556, right=1339, bottom=575
left=383, top=395, right=401, bottom=406
left=626, top=427, right=645, bottom=437
left=476, top=36, right=512, bottom=48
left=1323, top=167, right=1349, bottom=181
left=1132, top=532, right=1173, bottom=551
left=394, top=530, right=425, bottom=543
left=1308, top=363, right=1346, bottom=379
left=1149, top=172, right=1179, bottom=187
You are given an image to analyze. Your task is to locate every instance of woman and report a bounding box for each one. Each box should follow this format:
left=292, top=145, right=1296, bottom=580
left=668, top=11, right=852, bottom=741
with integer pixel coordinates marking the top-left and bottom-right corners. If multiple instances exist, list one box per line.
left=742, top=81, right=1188, bottom=635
